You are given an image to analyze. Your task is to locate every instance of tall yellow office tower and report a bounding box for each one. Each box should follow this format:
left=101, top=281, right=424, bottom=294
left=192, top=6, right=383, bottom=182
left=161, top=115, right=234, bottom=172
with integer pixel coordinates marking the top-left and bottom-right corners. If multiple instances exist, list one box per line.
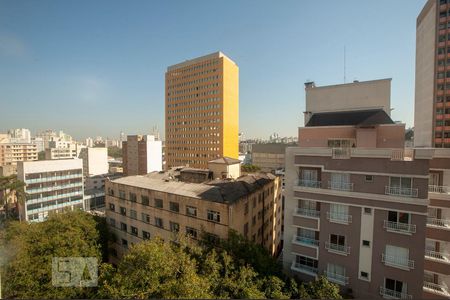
left=165, top=52, right=239, bottom=169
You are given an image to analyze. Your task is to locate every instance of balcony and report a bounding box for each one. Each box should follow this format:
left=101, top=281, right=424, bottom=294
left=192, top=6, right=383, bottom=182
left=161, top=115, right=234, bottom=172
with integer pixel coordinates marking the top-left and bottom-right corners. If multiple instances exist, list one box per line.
left=429, top=185, right=450, bottom=194
left=296, top=179, right=321, bottom=189
left=383, top=220, right=416, bottom=234
left=425, top=249, right=450, bottom=264
left=328, top=181, right=354, bottom=192
left=390, top=149, right=414, bottom=161
left=332, top=147, right=351, bottom=159
left=379, top=287, right=412, bottom=299
left=291, top=262, right=318, bottom=276
left=324, top=270, right=349, bottom=285
left=326, top=211, right=352, bottom=225
left=293, top=235, right=319, bottom=248
left=294, top=207, right=320, bottom=219
left=385, top=186, right=418, bottom=198
left=382, top=253, right=415, bottom=270
left=423, top=281, right=450, bottom=298
left=427, top=217, right=450, bottom=229
left=325, top=242, right=351, bottom=255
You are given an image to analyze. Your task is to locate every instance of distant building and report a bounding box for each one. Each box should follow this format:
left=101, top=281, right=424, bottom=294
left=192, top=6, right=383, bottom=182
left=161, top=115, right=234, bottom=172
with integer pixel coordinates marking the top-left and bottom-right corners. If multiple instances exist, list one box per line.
left=78, top=147, right=109, bottom=178
left=45, top=142, right=84, bottom=160
left=17, top=159, right=84, bottom=222
left=85, top=137, right=94, bottom=148
left=0, top=134, right=38, bottom=168
left=105, top=158, right=282, bottom=261
left=8, top=128, right=31, bottom=143
left=165, top=51, right=239, bottom=169
left=252, top=143, right=291, bottom=173
left=31, top=137, right=45, bottom=153
left=122, top=135, right=162, bottom=176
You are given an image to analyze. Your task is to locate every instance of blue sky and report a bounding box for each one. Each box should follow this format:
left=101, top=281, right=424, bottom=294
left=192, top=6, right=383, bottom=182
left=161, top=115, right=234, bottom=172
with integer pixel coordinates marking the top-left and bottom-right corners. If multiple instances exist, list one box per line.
left=0, top=0, right=426, bottom=140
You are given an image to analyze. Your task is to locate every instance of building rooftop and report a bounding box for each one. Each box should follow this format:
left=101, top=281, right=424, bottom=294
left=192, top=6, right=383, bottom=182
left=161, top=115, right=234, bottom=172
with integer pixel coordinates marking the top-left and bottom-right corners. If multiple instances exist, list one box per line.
left=208, top=156, right=241, bottom=165
left=111, top=172, right=276, bottom=204
left=252, top=143, right=294, bottom=154
left=305, top=109, right=395, bottom=127
left=167, top=51, right=236, bottom=71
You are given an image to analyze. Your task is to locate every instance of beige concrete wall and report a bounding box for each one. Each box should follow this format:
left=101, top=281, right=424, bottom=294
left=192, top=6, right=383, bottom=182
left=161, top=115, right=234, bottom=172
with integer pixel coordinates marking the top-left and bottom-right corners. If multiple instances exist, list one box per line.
left=414, top=0, right=436, bottom=147
left=305, top=79, right=391, bottom=124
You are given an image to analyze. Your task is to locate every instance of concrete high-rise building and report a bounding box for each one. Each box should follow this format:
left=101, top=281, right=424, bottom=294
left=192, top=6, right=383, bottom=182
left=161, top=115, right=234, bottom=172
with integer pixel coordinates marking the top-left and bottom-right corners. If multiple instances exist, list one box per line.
left=165, top=51, right=239, bottom=169
left=415, top=0, right=450, bottom=148
left=0, top=135, right=38, bottom=168
left=17, top=159, right=84, bottom=222
left=122, top=135, right=162, bottom=176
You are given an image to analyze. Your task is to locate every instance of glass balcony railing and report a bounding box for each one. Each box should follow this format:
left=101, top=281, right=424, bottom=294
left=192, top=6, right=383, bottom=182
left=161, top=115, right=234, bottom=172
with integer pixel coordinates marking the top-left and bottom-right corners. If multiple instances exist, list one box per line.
left=324, top=270, right=349, bottom=285
left=294, top=208, right=320, bottom=218
left=291, top=262, right=318, bottom=275
left=293, top=235, right=319, bottom=247
left=296, top=179, right=321, bottom=188
left=325, top=242, right=351, bottom=255
left=326, top=211, right=352, bottom=224
left=328, top=181, right=354, bottom=192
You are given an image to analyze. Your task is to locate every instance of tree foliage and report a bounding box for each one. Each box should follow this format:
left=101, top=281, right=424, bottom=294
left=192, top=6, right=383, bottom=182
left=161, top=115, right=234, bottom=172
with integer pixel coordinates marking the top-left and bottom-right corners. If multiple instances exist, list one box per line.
left=241, top=164, right=261, bottom=173
left=0, top=175, right=26, bottom=221
left=107, top=146, right=122, bottom=159
left=2, top=210, right=107, bottom=299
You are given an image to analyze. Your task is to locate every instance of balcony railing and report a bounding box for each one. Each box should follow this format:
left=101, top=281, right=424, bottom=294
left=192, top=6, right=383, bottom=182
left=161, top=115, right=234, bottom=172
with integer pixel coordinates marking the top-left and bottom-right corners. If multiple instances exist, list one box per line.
left=425, top=249, right=450, bottom=263
left=383, top=220, right=416, bottom=234
left=326, top=211, right=352, bottom=224
left=423, top=281, right=450, bottom=297
left=429, top=185, right=450, bottom=194
left=391, top=149, right=414, bottom=161
left=385, top=186, right=418, bottom=198
left=382, top=253, right=415, bottom=270
left=291, top=262, right=318, bottom=275
left=379, top=286, right=412, bottom=299
left=295, top=207, right=320, bottom=218
left=427, top=217, right=450, bottom=228
left=328, top=181, right=354, bottom=192
left=325, top=242, right=351, bottom=255
left=297, top=179, right=321, bottom=189
left=324, top=270, right=349, bottom=285
left=332, top=148, right=351, bottom=159
left=293, top=235, right=319, bottom=247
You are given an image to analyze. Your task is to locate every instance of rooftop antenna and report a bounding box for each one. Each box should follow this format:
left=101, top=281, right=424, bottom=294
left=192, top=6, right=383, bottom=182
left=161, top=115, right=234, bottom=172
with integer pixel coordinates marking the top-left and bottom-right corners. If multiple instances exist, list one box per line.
left=344, top=46, right=346, bottom=83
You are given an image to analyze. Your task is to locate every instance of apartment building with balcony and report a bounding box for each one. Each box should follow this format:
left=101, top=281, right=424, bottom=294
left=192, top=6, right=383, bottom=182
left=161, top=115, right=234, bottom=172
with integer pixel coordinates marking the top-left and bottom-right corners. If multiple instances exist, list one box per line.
left=105, top=158, right=282, bottom=263
left=0, top=134, right=38, bottom=168
left=17, top=159, right=84, bottom=222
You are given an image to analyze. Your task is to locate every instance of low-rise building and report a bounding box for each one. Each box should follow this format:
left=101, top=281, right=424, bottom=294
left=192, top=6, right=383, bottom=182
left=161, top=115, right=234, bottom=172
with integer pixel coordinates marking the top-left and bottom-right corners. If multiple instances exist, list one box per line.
left=105, top=158, right=283, bottom=262
left=17, top=159, right=84, bottom=222
left=252, top=143, right=292, bottom=173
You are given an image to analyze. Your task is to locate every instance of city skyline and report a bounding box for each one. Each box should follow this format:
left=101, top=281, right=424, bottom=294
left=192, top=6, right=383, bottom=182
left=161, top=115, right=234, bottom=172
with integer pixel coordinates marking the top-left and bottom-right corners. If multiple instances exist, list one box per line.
left=0, top=0, right=425, bottom=139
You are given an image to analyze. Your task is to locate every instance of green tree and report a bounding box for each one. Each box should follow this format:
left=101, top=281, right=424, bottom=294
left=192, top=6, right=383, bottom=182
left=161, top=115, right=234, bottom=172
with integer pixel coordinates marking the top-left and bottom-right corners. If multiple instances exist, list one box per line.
left=107, top=146, right=122, bottom=159
left=300, top=276, right=343, bottom=299
left=38, top=151, right=46, bottom=160
left=2, top=210, right=105, bottom=299
left=241, top=164, right=261, bottom=173
left=98, top=238, right=212, bottom=299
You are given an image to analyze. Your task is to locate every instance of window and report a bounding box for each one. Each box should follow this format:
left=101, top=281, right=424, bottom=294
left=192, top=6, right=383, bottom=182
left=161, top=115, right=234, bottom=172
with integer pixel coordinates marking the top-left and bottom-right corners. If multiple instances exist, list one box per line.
left=121, top=238, right=128, bottom=248
left=186, top=206, right=197, bottom=217
left=330, top=234, right=346, bottom=247
left=109, top=218, right=116, bottom=227
left=155, top=198, right=163, bottom=208
left=170, top=221, right=180, bottom=232
left=119, top=190, right=126, bottom=199
left=142, top=213, right=150, bottom=223
left=385, top=245, right=410, bottom=267
left=130, top=209, right=137, bottom=219
left=142, top=231, right=151, bottom=240
left=327, top=263, right=346, bottom=283
left=384, top=278, right=407, bottom=295
left=120, top=206, right=126, bottom=216
left=389, top=177, right=413, bottom=195
left=131, top=226, right=138, bottom=236
left=295, top=255, right=318, bottom=270
left=120, top=222, right=127, bottom=232
left=329, top=204, right=349, bottom=223
left=169, top=202, right=179, bottom=212
left=129, top=192, right=137, bottom=202
left=109, top=203, right=115, bottom=211
left=360, top=271, right=369, bottom=279
left=141, top=195, right=149, bottom=206
left=365, top=175, right=373, bottom=182
left=155, top=217, right=163, bottom=228
left=186, top=227, right=198, bottom=239
left=362, top=240, right=370, bottom=247
left=207, top=210, right=220, bottom=222
left=388, top=211, right=410, bottom=225
left=364, top=207, right=372, bottom=214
